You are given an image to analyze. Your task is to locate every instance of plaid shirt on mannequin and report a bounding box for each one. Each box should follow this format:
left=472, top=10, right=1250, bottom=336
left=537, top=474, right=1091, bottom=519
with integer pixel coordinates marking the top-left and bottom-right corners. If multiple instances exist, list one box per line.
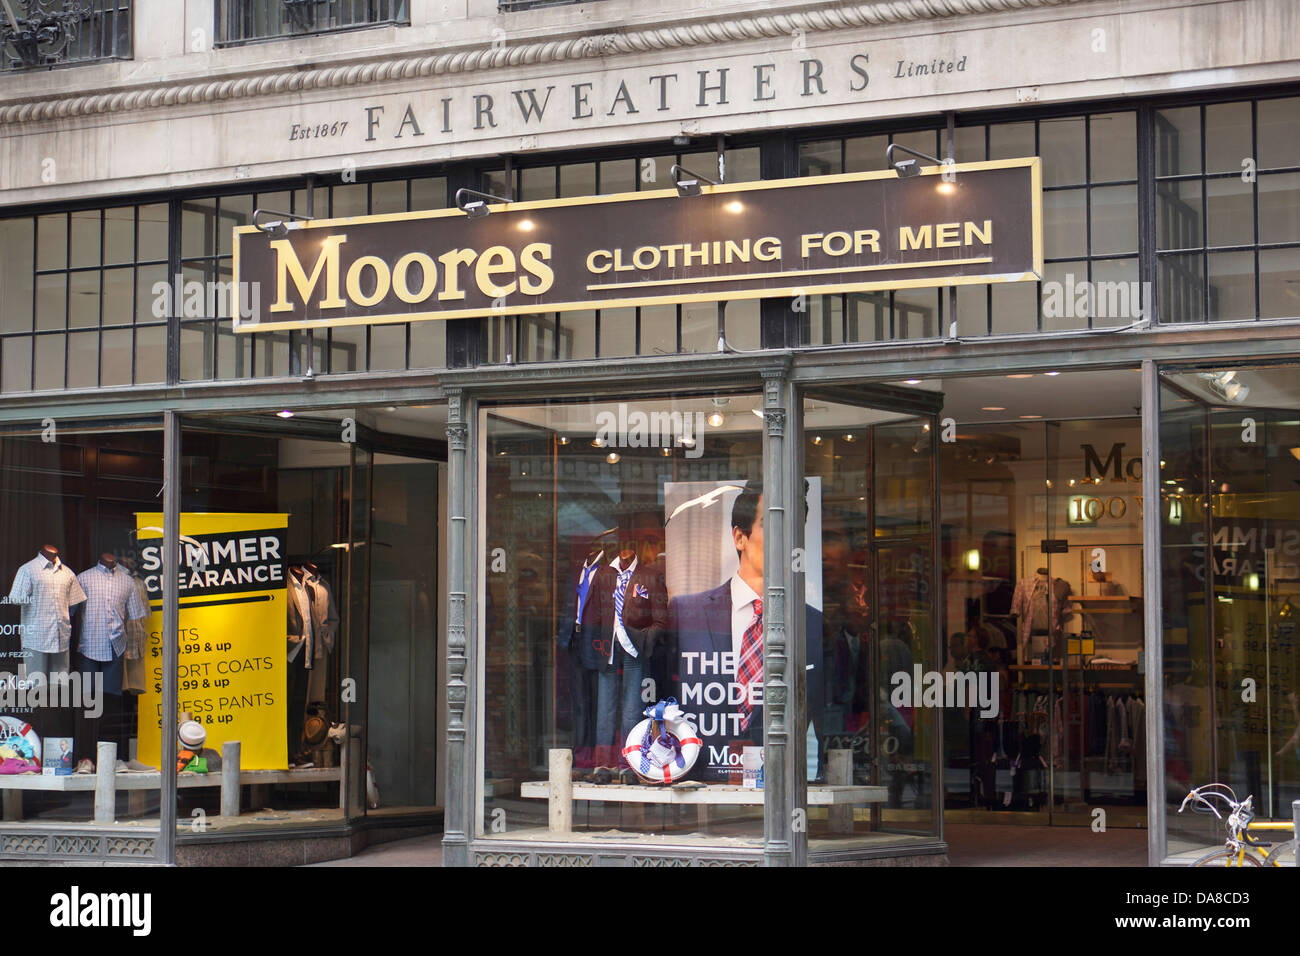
left=76, top=563, right=148, bottom=662
left=8, top=554, right=86, bottom=654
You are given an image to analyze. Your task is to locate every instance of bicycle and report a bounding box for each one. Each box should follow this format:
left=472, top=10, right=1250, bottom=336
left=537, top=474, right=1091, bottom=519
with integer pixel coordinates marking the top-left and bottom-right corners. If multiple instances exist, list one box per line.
left=1178, top=783, right=1297, bottom=867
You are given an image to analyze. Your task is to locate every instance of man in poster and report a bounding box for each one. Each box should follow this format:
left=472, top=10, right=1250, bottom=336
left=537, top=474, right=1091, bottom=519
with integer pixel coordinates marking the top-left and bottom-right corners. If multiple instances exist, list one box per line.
left=670, top=483, right=767, bottom=781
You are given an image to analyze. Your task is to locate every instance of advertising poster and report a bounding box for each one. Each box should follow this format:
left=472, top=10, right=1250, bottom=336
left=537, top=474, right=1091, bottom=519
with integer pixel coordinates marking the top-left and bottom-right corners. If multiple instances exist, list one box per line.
left=664, top=479, right=822, bottom=782
left=134, top=513, right=289, bottom=770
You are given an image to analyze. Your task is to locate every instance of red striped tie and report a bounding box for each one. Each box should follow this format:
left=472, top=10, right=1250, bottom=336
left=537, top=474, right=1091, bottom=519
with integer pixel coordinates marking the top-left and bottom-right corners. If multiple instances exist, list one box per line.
left=736, top=597, right=763, bottom=731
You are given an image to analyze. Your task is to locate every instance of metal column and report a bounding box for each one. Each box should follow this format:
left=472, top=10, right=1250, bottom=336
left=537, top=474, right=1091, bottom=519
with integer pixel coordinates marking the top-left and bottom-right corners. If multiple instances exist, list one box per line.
left=1140, top=359, right=1167, bottom=865
left=762, top=363, right=794, bottom=866
left=442, top=388, right=471, bottom=866
left=157, top=410, right=180, bottom=863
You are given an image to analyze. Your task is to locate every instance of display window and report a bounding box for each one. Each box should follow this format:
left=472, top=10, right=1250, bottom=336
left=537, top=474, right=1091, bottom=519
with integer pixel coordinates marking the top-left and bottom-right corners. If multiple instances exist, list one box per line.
left=480, top=392, right=772, bottom=845
left=163, top=406, right=443, bottom=841
left=0, top=420, right=165, bottom=839
left=1160, top=364, right=1300, bottom=861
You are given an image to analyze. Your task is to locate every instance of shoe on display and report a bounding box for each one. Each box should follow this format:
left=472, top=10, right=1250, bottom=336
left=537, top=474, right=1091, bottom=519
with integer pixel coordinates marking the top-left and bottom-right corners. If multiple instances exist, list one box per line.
left=126, top=759, right=156, bottom=772
left=74, top=758, right=94, bottom=774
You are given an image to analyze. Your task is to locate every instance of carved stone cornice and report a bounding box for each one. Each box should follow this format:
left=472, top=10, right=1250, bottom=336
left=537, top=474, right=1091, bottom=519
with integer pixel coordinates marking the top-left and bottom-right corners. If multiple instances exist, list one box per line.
left=0, top=0, right=1087, bottom=126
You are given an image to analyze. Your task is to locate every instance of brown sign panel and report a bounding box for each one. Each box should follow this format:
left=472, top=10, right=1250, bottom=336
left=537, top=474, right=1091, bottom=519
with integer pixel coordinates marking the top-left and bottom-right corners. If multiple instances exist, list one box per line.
left=232, top=158, right=1042, bottom=332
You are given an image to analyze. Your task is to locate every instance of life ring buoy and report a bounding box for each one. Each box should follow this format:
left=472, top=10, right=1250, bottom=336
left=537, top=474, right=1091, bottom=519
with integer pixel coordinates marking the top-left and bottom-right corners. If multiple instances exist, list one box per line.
left=621, top=699, right=701, bottom=785
left=0, top=716, right=41, bottom=764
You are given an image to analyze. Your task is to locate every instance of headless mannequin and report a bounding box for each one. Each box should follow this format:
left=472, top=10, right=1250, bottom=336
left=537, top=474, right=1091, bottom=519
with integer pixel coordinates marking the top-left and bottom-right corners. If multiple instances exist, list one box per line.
left=40, top=545, right=59, bottom=564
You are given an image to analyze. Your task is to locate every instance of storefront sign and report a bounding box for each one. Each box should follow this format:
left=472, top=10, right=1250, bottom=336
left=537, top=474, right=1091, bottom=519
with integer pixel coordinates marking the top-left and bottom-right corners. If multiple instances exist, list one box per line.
left=233, top=158, right=1041, bottom=332
left=135, top=513, right=289, bottom=770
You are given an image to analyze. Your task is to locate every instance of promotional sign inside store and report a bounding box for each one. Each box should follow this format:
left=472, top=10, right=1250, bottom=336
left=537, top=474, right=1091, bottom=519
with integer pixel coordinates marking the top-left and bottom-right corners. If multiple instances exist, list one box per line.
left=232, top=158, right=1042, bottom=332
left=134, top=513, right=289, bottom=770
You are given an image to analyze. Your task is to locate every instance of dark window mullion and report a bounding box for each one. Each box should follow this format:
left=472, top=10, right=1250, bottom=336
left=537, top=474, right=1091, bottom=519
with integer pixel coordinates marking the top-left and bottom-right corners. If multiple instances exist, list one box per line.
left=1252, top=99, right=1261, bottom=320
left=1200, top=104, right=1210, bottom=324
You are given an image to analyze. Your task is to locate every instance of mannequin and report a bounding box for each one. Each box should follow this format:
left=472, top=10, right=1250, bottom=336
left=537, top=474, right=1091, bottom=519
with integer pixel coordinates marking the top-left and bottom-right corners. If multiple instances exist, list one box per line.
left=1010, top=567, right=1073, bottom=664
left=9, top=543, right=86, bottom=681
left=118, top=555, right=152, bottom=695
left=286, top=562, right=339, bottom=767
left=73, top=551, right=148, bottom=763
left=556, top=539, right=609, bottom=769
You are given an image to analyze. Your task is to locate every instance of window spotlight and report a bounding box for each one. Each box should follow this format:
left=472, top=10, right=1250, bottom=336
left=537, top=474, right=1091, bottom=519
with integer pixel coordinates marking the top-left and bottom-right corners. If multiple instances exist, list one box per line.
left=455, top=188, right=511, bottom=220
left=670, top=163, right=718, bottom=198
left=252, top=209, right=315, bottom=239
left=885, top=143, right=949, bottom=179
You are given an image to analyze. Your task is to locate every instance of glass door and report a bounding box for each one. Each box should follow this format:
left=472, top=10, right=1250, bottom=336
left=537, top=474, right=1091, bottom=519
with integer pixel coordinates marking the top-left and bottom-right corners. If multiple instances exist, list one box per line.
left=800, top=383, right=942, bottom=849
left=1161, top=364, right=1300, bottom=858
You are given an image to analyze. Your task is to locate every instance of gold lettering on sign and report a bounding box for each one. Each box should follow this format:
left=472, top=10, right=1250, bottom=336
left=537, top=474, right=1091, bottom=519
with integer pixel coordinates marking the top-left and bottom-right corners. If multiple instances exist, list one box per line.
left=270, top=235, right=348, bottom=312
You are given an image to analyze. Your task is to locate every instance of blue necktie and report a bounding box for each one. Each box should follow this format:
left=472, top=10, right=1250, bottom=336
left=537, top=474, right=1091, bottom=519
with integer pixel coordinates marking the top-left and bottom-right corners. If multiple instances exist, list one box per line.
left=575, top=562, right=597, bottom=627
left=611, top=567, right=636, bottom=662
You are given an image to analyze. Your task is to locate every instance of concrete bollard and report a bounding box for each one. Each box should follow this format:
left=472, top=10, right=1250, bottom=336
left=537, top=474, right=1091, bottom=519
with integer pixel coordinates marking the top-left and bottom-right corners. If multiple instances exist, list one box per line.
left=94, top=741, right=117, bottom=823
left=220, top=741, right=241, bottom=817
left=828, top=748, right=854, bottom=834
left=549, top=749, right=573, bottom=834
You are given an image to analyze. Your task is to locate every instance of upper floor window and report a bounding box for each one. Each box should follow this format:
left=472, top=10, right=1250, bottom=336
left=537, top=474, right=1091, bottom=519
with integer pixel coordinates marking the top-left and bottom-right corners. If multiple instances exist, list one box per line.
left=0, top=0, right=131, bottom=71
left=215, top=0, right=408, bottom=47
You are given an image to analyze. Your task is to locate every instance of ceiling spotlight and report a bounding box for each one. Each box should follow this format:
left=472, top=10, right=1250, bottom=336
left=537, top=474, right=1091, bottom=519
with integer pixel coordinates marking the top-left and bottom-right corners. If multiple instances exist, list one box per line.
left=276, top=409, right=294, bottom=419
left=904, top=379, right=922, bottom=385
left=670, top=163, right=718, bottom=198
left=591, top=437, right=605, bottom=448
left=707, top=411, right=726, bottom=428
left=811, top=435, right=823, bottom=445
left=253, top=208, right=314, bottom=238
left=843, top=433, right=857, bottom=443
left=661, top=447, right=673, bottom=457
left=982, top=406, right=1005, bottom=412
left=1044, top=371, right=1060, bottom=377
left=606, top=451, right=621, bottom=464
left=455, top=187, right=511, bottom=219
left=1007, top=373, right=1033, bottom=379
left=725, top=200, right=745, bottom=214
left=558, top=436, right=571, bottom=445
left=1218, top=371, right=1237, bottom=385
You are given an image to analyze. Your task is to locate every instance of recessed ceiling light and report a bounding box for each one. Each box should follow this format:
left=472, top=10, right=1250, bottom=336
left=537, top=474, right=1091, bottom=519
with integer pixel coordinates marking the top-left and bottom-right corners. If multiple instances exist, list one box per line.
left=1020, top=414, right=1042, bottom=419
left=558, top=436, right=571, bottom=445
left=981, top=406, right=1006, bottom=412
left=1006, top=374, right=1033, bottom=379
left=1044, top=371, right=1060, bottom=377
left=606, top=451, right=621, bottom=464
left=276, top=410, right=294, bottom=418
left=904, top=378, right=922, bottom=385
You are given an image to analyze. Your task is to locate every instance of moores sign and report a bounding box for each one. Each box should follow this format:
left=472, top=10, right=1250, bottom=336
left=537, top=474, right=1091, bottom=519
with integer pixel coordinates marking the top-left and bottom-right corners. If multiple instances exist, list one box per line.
left=232, top=158, right=1041, bottom=333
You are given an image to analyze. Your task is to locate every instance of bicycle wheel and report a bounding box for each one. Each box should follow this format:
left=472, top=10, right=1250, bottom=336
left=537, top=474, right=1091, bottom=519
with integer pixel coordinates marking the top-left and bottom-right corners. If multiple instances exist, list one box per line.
left=1261, top=841, right=1296, bottom=867
left=1192, top=848, right=1263, bottom=867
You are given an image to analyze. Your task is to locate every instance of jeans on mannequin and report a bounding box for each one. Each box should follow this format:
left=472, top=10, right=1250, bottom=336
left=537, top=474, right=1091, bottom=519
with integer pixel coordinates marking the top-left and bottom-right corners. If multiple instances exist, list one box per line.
left=594, top=655, right=646, bottom=766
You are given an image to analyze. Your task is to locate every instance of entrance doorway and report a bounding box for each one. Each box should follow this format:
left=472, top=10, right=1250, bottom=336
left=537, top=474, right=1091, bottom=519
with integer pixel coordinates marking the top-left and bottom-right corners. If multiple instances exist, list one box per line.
left=799, top=383, right=942, bottom=840
left=801, top=369, right=1150, bottom=840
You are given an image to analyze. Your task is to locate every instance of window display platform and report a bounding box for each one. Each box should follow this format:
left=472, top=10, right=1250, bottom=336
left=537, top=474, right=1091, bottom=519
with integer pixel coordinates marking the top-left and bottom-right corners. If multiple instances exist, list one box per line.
left=0, top=766, right=341, bottom=822
left=520, top=780, right=887, bottom=805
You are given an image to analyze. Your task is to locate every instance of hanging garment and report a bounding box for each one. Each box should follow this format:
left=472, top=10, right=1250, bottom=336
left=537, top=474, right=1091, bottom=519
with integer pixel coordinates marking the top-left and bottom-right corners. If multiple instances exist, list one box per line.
left=1010, top=575, right=1074, bottom=647
left=1130, top=697, right=1147, bottom=785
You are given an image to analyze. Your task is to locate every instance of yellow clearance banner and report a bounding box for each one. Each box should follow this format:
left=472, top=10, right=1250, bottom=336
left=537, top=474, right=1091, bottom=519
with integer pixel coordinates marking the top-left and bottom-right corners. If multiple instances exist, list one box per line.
left=135, top=513, right=289, bottom=770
